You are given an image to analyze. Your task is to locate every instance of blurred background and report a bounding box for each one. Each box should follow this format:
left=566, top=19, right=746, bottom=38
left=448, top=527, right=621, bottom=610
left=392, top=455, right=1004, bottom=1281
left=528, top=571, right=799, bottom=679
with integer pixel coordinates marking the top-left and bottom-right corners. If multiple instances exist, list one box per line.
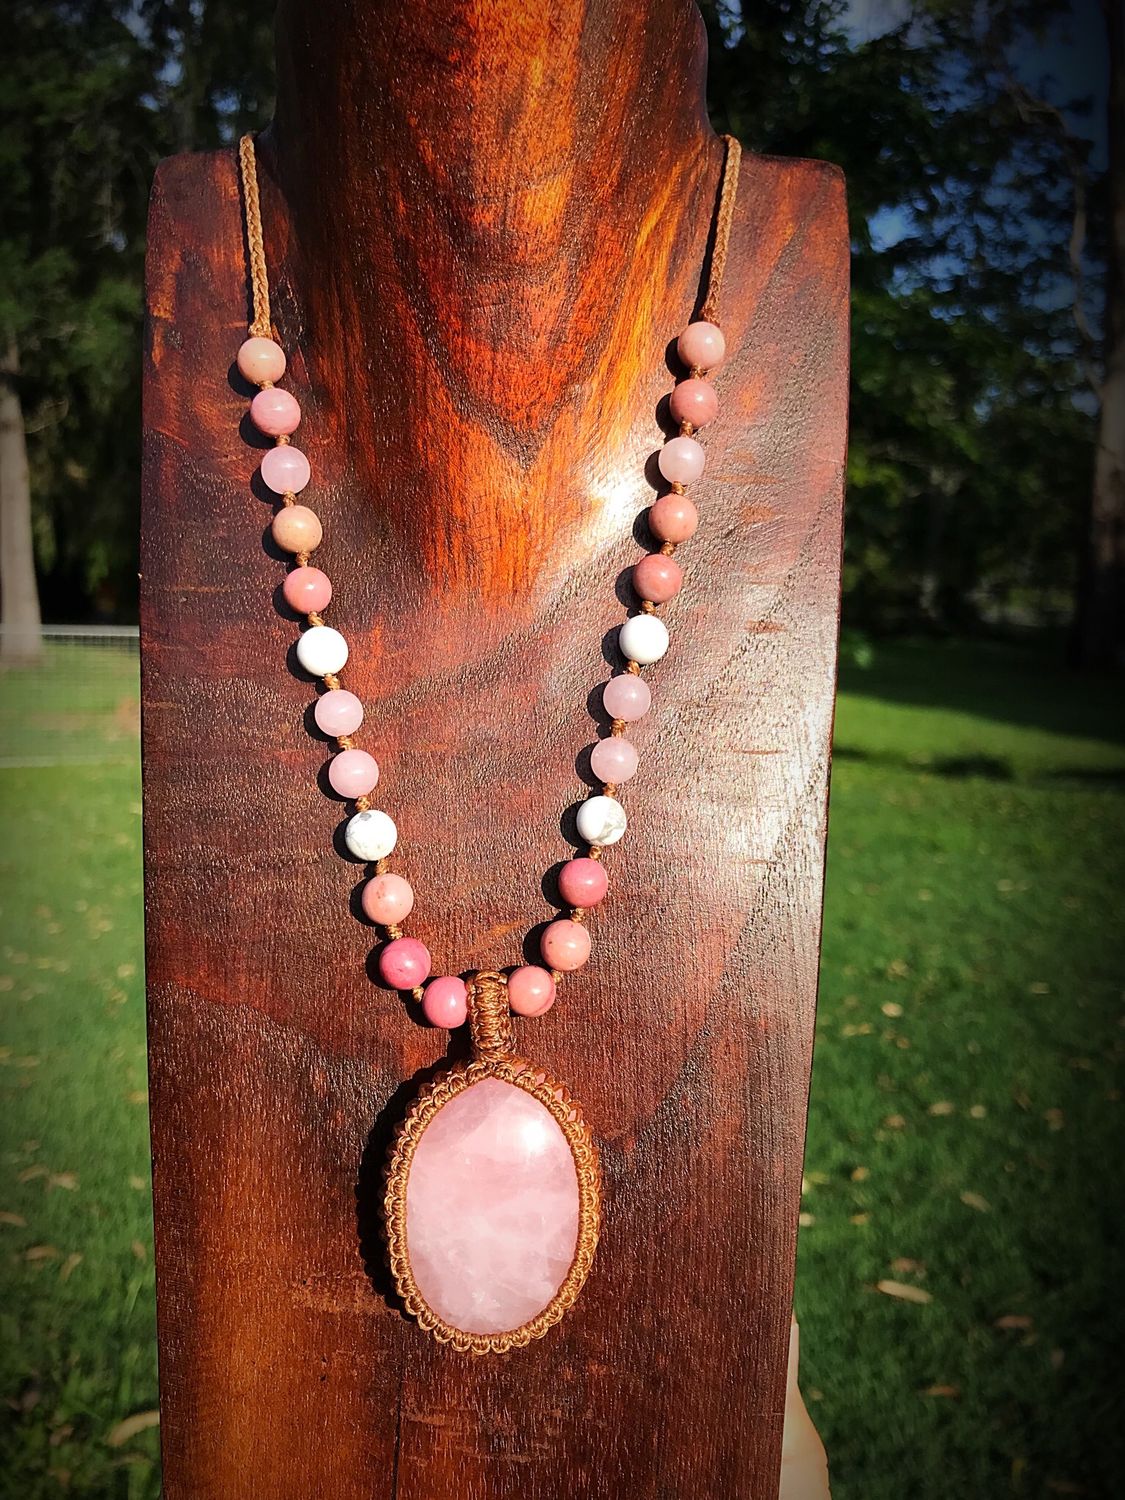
left=1, top=1, right=1122, bottom=1496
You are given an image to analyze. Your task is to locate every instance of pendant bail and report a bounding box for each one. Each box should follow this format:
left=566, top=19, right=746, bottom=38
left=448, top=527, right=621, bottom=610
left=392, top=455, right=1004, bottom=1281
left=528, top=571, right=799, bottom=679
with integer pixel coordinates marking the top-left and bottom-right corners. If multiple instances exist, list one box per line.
left=466, top=970, right=515, bottom=1062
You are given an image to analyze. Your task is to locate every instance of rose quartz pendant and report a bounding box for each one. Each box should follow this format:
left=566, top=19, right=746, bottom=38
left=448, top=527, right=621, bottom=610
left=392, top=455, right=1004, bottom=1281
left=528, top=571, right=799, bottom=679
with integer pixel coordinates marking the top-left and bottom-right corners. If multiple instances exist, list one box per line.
left=385, top=971, right=600, bottom=1352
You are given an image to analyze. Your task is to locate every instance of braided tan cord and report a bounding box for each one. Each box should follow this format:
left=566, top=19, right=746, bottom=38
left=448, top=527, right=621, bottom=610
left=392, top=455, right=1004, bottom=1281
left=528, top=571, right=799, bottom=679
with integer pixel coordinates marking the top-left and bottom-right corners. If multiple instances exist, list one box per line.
left=699, top=134, right=743, bottom=326
left=238, top=134, right=272, bottom=338
left=467, top=971, right=516, bottom=1062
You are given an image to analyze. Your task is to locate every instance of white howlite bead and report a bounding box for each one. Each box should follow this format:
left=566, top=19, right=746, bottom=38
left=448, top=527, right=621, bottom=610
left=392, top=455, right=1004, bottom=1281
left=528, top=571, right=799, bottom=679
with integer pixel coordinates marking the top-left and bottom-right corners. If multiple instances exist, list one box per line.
left=296, top=624, right=348, bottom=677
left=345, top=809, right=398, bottom=862
left=619, top=614, right=669, bottom=665
left=576, top=795, right=627, bottom=847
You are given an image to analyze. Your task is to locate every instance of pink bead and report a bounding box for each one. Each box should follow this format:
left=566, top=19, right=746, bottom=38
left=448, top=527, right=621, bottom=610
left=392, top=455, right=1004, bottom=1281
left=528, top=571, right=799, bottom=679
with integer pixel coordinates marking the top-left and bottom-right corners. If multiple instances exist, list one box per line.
left=315, top=688, right=363, bottom=737
left=669, top=376, right=719, bottom=427
left=557, top=858, right=608, bottom=909
left=677, top=321, right=726, bottom=372
left=237, top=336, right=286, bottom=385
left=540, top=919, right=591, bottom=973
left=361, top=872, right=414, bottom=925
left=379, top=936, right=431, bottom=990
left=250, top=387, right=301, bottom=436
left=261, top=445, right=311, bottom=495
left=649, top=494, right=699, bottom=543
left=658, top=435, right=705, bottom=485
left=328, top=748, right=379, bottom=798
left=603, top=673, right=651, bottom=722
left=423, top=976, right=469, bottom=1029
left=507, top=966, right=557, bottom=1018
left=282, top=565, right=332, bottom=614
left=633, top=553, right=683, bottom=603
left=590, top=737, right=639, bottom=783
left=271, top=504, right=322, bottom=554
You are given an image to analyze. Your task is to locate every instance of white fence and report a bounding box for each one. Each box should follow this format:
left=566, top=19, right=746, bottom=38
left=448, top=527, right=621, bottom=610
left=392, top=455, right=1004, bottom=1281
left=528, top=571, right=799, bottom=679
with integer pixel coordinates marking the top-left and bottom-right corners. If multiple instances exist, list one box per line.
left=0, top=626, right=140, bottom=768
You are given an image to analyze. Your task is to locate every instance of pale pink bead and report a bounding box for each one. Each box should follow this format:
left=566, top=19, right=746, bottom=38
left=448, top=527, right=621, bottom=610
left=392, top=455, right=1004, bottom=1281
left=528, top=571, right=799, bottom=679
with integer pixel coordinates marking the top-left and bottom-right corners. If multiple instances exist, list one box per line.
left=271, top=505, right=321, bottom=554
left=423, top=976, right=469, bottom=1029
left=658, top=435, right=705, bottom=485
left=250, top=387, right=301, bottom=436
left=540, top=919, right=590, bottom=972
left=590, top=737, right=639, bottom=783
left=328, top=748, right=379, bottom=798
left=649, top=494, right=699, bottom=543
left=558, top=858, right=609, bottom=908
left=507, top=966, right=557, bottom=1018
left=361, top=872, right=414, bottom=925
left=603, top=673, right=651, bottom=722
left=237, top=336, right=286, bottom=385
left=261, top=445, right=311, bottom=495
left=669, top=376, right=719, bottom=427
left=633, top=553, right=683, bottom=603
left=315, top=688, right=363, bottom=737
left=379, top=936, right=431, bottom=990
left=677, top=321, right=726, bottom=372
left=282, top=565, right=331, bottom=614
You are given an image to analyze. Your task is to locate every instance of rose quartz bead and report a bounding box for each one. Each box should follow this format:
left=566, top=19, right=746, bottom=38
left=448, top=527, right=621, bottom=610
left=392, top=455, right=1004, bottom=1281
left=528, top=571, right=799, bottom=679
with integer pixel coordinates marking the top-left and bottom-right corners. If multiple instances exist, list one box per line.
left=590, top=736, right=639, bottom=784
left=282, top=565, right=332, bottom=614
left=271, top=505, right=322, bottom=554
left=603, top=673, right=651, bottom=722
left=633, top=553, right=683, bottom=603
left=507, top=966, right=557, bottom=1018
left=649, top=493, right=699, bottom=543
left=423, top=976, right=469, bottom=1029
left=328, top=748, right=379, bottom=799
left=658, top=435, right=705, bottom=485
left=237, top=336, right=286, bottom=385
left=677, top=320, right=726, bottom=372
left=261, top=445, right=311, bottom=495
left=315, top=688, right=363, bottom=737
left=558, top=857, right=609, bottom=909
left=379, top=936, right=431, bottom=990
left=540, top=919, right=591, bottom=973
left=361, top=872, right=414, bottom=925
left=250, top=387, right=301, bottom=436
left=669, top=377, right=719, bottom=427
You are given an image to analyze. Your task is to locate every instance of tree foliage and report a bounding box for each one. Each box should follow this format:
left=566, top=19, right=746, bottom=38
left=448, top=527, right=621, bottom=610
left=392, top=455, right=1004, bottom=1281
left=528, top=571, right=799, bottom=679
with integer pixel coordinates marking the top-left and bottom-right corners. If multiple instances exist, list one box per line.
left=1, top=0, right=1104, bottom=631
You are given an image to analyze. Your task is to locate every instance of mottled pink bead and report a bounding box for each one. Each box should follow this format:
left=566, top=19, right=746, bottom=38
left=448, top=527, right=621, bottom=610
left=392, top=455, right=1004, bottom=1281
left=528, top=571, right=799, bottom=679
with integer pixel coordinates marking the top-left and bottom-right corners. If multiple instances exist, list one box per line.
left=271, top=504, right=321, bottom=554
left=423, top=976, right=469, bottom=1029
left=507, top=966, right=557, bottom=1018
left=328, top=748, right=379, bottom=798
left=315, top=688, right=363, bottom=737
left=677, top=320, right=726, bottom=372
left=379, top=936, right=431, bottom=990
left=250, top=387, right=301, bottom=436
left=669, top=377, right=718, bottom=427
left=540, top=919, right=591, bottom=973
left=603, top=673, right=651, bottom=722
left=557, top=857, right=609, bottom=909
left=282, top=565, right=332, bottom=614
left=658, top=435, right=705, bottom=484
left=590, top=737, right=639, bottom=784
left=633, top=553, right=683, bottom=604
left=361, top=872, right=414, bottom=925
left=237, top=336, right=286, bottom=385
left=261, top=444, right=311, bottom=495
left=649, top=494, right=699, bottom=544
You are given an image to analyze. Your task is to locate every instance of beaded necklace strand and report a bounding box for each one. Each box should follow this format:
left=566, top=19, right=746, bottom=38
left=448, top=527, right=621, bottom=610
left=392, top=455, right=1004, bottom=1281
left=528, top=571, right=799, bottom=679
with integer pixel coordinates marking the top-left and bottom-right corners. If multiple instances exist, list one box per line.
left=233, top=133, right=741, bottom=1351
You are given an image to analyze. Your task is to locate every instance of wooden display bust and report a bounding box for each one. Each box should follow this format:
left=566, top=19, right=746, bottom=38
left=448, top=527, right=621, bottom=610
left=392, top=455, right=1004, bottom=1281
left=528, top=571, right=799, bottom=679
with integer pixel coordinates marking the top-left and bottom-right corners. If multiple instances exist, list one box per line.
left=140, top=0, right=848, bottom=1495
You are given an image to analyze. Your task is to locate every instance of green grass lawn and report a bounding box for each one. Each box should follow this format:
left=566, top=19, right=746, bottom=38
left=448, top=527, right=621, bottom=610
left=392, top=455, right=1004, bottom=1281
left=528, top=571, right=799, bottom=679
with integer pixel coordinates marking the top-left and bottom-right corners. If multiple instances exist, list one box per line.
left=1, top=639, right=1122, bottom=1498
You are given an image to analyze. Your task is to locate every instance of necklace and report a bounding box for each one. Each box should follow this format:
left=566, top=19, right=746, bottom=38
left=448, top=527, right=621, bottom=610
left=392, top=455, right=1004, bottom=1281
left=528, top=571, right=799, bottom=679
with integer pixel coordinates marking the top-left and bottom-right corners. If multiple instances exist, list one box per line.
left=235, top=132, right=741, bottom=1354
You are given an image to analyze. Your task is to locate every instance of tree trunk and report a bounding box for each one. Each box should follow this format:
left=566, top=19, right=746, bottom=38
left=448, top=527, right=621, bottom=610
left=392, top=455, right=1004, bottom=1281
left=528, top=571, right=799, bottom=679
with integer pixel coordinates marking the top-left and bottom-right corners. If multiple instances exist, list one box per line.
left=1074, top=1, right=1125, bottom=669
left=0, top=338, right=43, bottom=667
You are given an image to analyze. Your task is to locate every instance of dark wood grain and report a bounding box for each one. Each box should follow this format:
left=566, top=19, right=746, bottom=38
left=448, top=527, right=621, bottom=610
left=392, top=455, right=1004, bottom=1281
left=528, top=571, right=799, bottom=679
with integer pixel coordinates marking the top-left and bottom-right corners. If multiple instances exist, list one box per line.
left=140, top=1, right=848, bottom=1494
